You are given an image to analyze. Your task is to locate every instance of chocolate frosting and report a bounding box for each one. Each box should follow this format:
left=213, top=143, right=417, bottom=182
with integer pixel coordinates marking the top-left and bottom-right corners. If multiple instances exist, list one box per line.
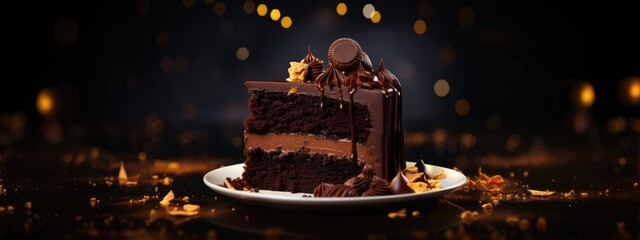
left=363, top=177, right=392, bottom=196
left=345, top=63, right=375, bottom=91
left=373, top=59, right=401, bottom=90
left=301, top=46, right=324, bottom=81
left=313, top=164, right=393, bottom=197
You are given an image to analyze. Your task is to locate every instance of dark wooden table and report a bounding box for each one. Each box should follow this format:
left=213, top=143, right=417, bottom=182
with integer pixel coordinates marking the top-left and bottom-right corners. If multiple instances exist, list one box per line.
left=1, top=135, right=638, bottom=239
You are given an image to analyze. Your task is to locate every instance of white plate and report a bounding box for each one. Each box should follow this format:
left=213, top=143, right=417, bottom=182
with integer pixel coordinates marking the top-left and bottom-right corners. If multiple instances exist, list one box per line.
left=203, top=162, right=467, bottom=209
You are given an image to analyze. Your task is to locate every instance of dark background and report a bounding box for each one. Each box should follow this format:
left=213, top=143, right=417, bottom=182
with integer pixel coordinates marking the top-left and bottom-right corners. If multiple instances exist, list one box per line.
left=2, top=0, right=639, bottom=163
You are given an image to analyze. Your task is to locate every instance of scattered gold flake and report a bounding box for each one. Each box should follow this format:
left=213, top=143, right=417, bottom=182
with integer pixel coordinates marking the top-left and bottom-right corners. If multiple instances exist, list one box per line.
left=519, top=219, right=530, bottom=231
left=160, top=190, right=174, bottom=206
left=523, top=171, right=529, bottom=177
left=162, top=177, right=172, bottom=186
left=182, top=196, right=190, bottom=202
left=527, top=189, right=556, bottom=197
left=25, top=202, right=32, bottom=209
left=481, top=203, right=493, bottom=214
left=388, top=209, right=407, bottom=219
left=168, top=161, right=180, bottom=169
left=616, top=221, right=631, bottom=238
left=408, top=182, right=428, bottom=192
left=183, top=204, right=200, bottom=212
left=536, top=217, right=547, bottom=233
left=433, top=170, right=448, bottom=180
left=287, top=87, right=298, bottom=96
left=90, top=197, right=99, bottom=207
left=7, top=205, right=14, bottom=212
left=165, top=206, right=199, bottom=217
left=464, top=167, right=504, bottom=192
left=563, top=189, right=576, bottom=198
left=412, top=210, right=420, bottom=218
left=505, top=216, right=520, bottom=226
left=286, top=62, right=308, bottom=82
left=633, top=182, right=638, bottom=188
left=460, top=211, right=478, bottom=224
left=118, top=161, right=128, bottom=185
left=580, top=192, right=589, bottom=197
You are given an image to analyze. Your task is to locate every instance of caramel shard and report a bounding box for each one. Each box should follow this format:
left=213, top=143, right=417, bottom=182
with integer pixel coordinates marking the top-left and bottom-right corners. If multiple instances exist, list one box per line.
left=407, top=182, right=428, bottom=192
left=224, top=180, right=236, bottom=190
left=286, top=62, right=308, bottom=82
left=287, top=87, right=298, bottom=96
left=563, top=189, right=576, bottom=198
left=481, top=203, right=493, bottom=214
left=183, top=204, right=200, bottom=212
left=527, top=189, right=556, bottom=197
left=460, top=211, right=476, bottom=224
left=118, top=161, right=128, bottom=184
left=160, top=190, right=174, bottom=206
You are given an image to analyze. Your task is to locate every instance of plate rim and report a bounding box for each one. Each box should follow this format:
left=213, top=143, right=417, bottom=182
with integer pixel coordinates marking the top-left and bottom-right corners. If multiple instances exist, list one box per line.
left=203, top=161, right=467, bottom=208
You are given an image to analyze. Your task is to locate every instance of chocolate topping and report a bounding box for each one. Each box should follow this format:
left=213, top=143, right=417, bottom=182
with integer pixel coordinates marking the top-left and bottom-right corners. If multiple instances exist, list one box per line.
left=343, top=165, right=374, bottom=194
left=361, top=52, right=373, bottom=72
left=301, top=46, right=324, bottom=81
left=390, top=169, right=414, bottom=194
left=324, top=184, right=360, bottom=197
left=315, top=63, right=346, bottom=109
left=374, top=59, right=401, bottom=90
left=328, top=38, right=363, bottom=72
left=345, top=63, right=375, bottom=91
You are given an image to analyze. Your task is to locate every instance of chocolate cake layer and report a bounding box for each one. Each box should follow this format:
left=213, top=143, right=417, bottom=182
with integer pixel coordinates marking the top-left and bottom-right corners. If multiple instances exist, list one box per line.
left=245, top=81, right=403, bottom=181
left=244, top=91, right=371, bottom=143
left=243, top=148, right=361, bottom=193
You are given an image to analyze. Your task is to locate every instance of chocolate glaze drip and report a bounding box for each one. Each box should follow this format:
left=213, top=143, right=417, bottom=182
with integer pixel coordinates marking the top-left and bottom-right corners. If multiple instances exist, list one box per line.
left=302, top=46, right=324, bottom=81
left=373, top=59, right=405, bottom=177
left=315, top=63, right=346, bottom=110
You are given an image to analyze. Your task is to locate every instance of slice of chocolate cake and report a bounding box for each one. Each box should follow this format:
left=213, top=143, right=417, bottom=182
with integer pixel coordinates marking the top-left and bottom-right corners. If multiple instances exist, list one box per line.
left=242, top=38, right=405, bottom=193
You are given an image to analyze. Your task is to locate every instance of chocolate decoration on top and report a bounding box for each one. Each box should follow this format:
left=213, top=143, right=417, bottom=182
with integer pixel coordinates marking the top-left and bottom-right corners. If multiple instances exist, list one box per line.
left=327, top=38, right=363, bottom=72
left=361, top=52, right=373, bottom=72
left=343, top=164, right=374, bottom=194
left=301, top=46, right=324, bottom=81
left=315, top=63, right=346, bottom=110
left=374, top=59, right=401, bottom=90
left=363, top=177, right=392, bottom=196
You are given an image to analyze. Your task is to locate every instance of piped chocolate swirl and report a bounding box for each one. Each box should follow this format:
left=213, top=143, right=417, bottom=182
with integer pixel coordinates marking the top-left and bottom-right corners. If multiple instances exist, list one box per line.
left=301, top=46, right=324, bottom=81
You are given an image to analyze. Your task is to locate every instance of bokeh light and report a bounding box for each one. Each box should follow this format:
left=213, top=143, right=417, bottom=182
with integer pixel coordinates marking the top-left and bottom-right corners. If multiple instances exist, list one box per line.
left=37, top=88, right=55, bottom=117
left=182, top=0, right=195, bottom=8
left=618, top=75, right=640, bottom=107
left=137, top=0, right=150, bottom=14
left=486, top=113, right=502, bottom=129
left=257, top=4, right=268, bottom=16
left=270, top=9, right=281, bottom=21
left=455, top=99, right=471, bottom=116
left=362, top=4, right=375, bottom=19
left=460, top=133, right=477, bottom=148
left=236, top=47, right=250, bottom=61
left=370, top=11, right=381, bottom=23
left=569, top=81, right=596, bottom=109
left=439, top=44, right=457, bottom=66
left=505, top=134, right=521, bottom=152
left=213, top=2, right=226, bottom=16
left=155, top=32, right=169, bottom=47
left=573, top=110, right=592, bottom=133
left=457, top=7, right=476, bottom=28
left=53, top=17, right=78, bottom=47
left=243, top=1, right=255, bottom=14
left=160, top=56, right=174, bottom=72
left=336, top=3, right=347, bottom=16
left=281, top=16, right=292, bottom=29
left=434, top=79, right=450, bottom=97
left=174, top=57, right=189, bottom=73
left=418, top=1, right=433, bottom=18
left=606, top=117, right=626, bottom=134
left=221, top=20, right=234, bottom=34
left=413, top=19, right=427, bottom=35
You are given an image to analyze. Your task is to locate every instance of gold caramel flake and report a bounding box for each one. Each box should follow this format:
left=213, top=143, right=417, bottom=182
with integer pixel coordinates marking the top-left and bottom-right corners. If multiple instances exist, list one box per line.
left=118, top=161, right=128, bottom=185
left=182, top=204, right=200, bottom=212
left=481, top=203, right=493, bottom=214
left=460, top=210, right=478, bottom=224
left=407, top=182, right=428, bottom=192
left=432, top=170, right=448, bottom=180
left=527, top=189, right=556, bottom=197
left=286, top=62, right=308, bottom=82
left=159, top=190, right=174, bottom=206
left=287, top=86, right=298, bottom=96
left=563, top=189, right=576, bottom=198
